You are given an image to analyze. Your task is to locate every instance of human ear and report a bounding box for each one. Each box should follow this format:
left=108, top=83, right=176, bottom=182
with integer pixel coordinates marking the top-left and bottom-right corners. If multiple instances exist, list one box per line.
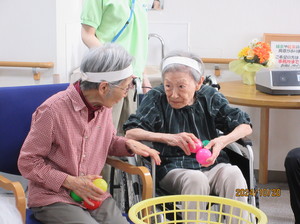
left=98, top=82, right=110, bottom=94
left=195, top=76, right=205, bottom=90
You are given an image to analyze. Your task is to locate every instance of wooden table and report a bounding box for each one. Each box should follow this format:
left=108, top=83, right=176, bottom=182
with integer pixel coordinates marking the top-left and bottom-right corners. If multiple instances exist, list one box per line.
left=219, top=81, right=300, bottom=184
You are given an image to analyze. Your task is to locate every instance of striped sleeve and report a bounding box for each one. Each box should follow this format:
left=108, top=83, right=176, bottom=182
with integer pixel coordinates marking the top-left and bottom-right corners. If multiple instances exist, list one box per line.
left=211, top=91, right=251, bottom=133
left=123, top=89, right=162, bottom=132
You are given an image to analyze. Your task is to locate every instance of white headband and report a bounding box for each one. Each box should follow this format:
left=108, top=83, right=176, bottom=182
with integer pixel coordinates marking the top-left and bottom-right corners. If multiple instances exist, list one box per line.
left=81, top=64, right=133, bottom=83
left=162, top=56, right=202, bottom=74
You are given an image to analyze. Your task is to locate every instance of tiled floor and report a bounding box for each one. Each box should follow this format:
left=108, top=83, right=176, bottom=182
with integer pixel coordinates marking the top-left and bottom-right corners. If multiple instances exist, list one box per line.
left=258, top=182, right=295, bottom=224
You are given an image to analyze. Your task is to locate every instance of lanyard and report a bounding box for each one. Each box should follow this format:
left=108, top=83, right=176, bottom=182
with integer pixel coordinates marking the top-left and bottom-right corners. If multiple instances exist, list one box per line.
left=111, top=0, right=136, bottom=43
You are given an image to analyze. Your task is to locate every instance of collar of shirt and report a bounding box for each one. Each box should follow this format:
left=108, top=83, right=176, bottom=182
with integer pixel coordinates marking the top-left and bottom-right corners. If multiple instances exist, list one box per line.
left=73, top=81, right=102, bottom=121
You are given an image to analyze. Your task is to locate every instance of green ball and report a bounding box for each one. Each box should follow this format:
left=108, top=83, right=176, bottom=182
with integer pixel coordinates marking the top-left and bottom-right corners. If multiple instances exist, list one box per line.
left=202, top=140, right=210, bottom=147
left=70, top=191, right=83, bottom=202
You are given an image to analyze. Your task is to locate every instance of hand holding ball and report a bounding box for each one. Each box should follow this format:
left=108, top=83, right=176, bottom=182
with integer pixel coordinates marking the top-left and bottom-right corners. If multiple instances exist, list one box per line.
left=196, top=148, right=212, bottom=165
left=202, top=140, right=210, bottom=147
left=71, top=178, right=108, bottom=210
left=84, top=178, right=108, bottom=210
left=70, top=191, right=83, bottom=202
left=188, top=139, right=212, bottom=165
left=188, top=139, right=203, bottom=153
left=83, top=198, right=101, bottom=210
left=93, top=178, right=108, bottom=192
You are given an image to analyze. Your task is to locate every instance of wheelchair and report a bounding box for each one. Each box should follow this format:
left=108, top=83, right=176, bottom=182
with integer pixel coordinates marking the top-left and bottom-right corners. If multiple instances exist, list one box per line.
left=110, top=75, right=259, bottom=222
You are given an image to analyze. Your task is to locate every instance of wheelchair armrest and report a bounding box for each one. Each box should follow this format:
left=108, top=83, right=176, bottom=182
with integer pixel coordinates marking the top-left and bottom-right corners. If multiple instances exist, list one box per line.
left=0, top=175, right=26, bottom=223
left=106, top=157, right=153, bottom=200
left=236, top=137, right=253, bottom=147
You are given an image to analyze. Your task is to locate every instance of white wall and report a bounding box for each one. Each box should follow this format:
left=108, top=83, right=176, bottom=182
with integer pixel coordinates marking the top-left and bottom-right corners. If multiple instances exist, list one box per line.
left=55, top=0, right=87, bottom=82
left=0, top=0, right=85, bottom=86
left=1, top=0, right=300, bottom=171
left=0, top=0, right=56, bottom=86
left=148, top=0, right=300, bottom=57
left=147, top=0, right=300, bottom=171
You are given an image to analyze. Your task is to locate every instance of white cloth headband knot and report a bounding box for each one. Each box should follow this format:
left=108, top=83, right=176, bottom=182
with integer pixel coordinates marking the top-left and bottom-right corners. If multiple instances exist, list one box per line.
left=81, top=64, right=133, bottom=83
left=162, top=56, right=202, bottom=74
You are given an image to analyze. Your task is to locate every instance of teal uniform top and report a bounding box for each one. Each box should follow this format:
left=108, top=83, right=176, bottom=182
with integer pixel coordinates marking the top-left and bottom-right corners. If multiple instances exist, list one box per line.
left=81, top=0, right=149, bottom=79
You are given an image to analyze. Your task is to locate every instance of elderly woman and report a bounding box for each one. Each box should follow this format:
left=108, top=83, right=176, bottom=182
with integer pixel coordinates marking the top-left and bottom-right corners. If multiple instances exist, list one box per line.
left=18, top=43, right=160, bottom=224
left=124, top=51, right=252, bottom=222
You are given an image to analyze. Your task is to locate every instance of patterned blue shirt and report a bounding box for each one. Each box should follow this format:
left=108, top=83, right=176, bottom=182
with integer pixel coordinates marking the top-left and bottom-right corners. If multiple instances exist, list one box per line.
left=124, top=84, right=251, bottom=181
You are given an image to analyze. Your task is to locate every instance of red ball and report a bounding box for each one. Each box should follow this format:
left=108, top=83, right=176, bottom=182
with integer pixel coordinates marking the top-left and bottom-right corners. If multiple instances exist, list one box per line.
left=188, top=139, right=203, bottom=153
left=83, top=198, right=101, bottom=210
left=196, top=148, right=212, bottom=165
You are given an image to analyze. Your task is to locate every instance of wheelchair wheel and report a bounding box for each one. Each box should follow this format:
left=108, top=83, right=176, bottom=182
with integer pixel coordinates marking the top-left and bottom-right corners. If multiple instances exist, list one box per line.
left=109, top=160, right=142, bottom=213
left=124, top=172, right=142, bottom=212
left=109, top=167, right=129, bottom=212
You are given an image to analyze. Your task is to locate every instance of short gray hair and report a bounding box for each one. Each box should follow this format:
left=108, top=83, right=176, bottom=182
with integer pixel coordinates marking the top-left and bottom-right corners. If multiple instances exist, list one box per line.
left=161, top=51, right=204, bottom=82
left=80, top=43, right=133, bottom=90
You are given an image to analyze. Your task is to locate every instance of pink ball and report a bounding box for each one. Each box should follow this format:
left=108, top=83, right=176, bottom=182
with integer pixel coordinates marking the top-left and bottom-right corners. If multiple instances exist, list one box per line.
left=188, top=139, right=203, bottom=153
left=196, top=148, right=212, bottom=165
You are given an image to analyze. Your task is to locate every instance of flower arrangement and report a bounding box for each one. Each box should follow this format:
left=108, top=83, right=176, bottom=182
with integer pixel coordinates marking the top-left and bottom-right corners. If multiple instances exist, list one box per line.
left=229, top=39, right=274, bottom=85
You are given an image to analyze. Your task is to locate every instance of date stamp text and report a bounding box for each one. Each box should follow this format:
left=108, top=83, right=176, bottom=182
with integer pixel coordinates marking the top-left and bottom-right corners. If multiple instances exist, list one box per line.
left=235, top=188, right=281, bottom=197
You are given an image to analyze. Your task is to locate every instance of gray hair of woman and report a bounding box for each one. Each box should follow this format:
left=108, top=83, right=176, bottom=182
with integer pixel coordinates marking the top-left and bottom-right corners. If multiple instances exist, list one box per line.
left=80, top=43, right=133, bottom=90
left=161, top=51, right=205, bottom=83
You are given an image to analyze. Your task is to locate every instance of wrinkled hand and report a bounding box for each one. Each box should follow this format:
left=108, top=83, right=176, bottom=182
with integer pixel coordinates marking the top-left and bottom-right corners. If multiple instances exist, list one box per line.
left=201, top=136, right=227, bottom=167
left=126, top=139, right=161, bottom=165
left=64, top=175, right=104, bottom=206
left=163, top=132, right=198, bottom=155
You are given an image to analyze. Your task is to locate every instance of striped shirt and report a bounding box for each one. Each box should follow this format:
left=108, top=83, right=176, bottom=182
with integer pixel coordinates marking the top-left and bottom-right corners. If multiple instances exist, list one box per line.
left=124, top=84, right=251, bottom=181
left=18, top=84, right=131, bottom=208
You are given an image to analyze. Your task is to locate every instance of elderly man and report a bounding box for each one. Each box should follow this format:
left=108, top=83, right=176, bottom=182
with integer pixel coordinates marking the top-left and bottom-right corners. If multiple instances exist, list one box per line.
left=124, top=51, right=252, bottom=223
left=18, top=43, right=160, bottom=224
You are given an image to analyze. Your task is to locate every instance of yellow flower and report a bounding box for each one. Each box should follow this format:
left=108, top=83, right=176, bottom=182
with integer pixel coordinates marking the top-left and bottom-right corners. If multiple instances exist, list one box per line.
left=230, top=39, right=274, bottom=84
left=238, top=47, right=251, bottom=58
left=246, top=49, right=255, bottom=60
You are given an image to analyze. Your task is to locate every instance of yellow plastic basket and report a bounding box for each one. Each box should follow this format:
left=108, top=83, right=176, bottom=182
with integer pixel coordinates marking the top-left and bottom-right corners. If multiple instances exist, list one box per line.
left=129, top=195, right=267, bottom=224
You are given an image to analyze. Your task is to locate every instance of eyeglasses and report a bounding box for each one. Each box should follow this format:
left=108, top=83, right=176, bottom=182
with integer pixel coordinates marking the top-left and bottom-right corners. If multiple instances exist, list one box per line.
left=110, top=78, right=136, bottom=93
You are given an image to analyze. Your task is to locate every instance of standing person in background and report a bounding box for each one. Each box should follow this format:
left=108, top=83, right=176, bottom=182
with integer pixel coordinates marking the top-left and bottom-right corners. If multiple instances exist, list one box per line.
left=81, top=0, right=152, bottom=135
